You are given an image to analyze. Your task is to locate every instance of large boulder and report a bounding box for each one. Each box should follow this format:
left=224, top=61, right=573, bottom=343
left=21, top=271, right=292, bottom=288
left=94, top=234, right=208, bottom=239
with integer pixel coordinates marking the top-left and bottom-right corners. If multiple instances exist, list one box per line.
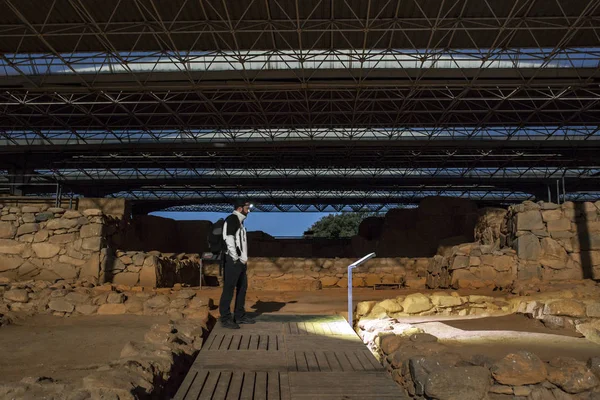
left=540, top=238, right=569, bottom=269
left=0, top=254, right=24, bottom=272
left=3, top=289, right=29, bottom=303
left=0, top=222, right=16, bottom=239
left=490, top=351, right=547, bottom=385
left=31, top=243, right=60, bottom=259
left=402, top=293, right=432, bottom=314
left=547, top=357, right=600, bottom=394
left=0, top=239, right=26, bottom=255
left=516, top=233, right=541, bottom=261
left=425, top=366, right=491, bottom=400
left=544, top=299, right=586, bottom=317
left=516, top=210, right=544, bottom=231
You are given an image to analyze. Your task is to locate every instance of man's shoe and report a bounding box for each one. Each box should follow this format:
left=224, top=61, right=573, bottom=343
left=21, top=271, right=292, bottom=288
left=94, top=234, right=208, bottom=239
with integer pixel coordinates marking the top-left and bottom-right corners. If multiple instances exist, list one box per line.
left=220, top=319, right=240, bottom=329
left=235, top=315, right=256, bottom=324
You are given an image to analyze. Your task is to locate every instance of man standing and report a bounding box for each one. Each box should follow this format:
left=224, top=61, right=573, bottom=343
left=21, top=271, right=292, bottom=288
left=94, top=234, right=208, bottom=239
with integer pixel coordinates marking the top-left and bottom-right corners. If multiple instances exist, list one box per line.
left=219, top=200, right=255, bottom=329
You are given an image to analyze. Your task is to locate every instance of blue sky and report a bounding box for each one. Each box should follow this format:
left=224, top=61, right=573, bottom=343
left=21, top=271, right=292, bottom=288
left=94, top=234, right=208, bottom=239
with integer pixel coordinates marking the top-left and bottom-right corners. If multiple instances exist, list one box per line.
left=151, top=211, right=333, bottom=237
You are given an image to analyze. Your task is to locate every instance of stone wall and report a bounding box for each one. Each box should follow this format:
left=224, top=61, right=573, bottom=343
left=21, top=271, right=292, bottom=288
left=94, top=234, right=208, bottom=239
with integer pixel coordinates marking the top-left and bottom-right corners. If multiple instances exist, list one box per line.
left=102, top=250, right=202, bottom=289
left=354, top=286, right=600, bottom=399
left=0, top=278, right=210, bottom=321
left=3, top=198, right=599, bottom=291
left=0, top=279, right=211, bottom=399
left=0, top=204, right=104, bottom=283
left=426, top=242, right=518, bottom=290
left=509, top=200, right=600, bottom=281
left=424, top=200, right=600, bottom=291
left=202, top=257, right=429, bottom=290
left=0, top=204, right=201, bottom=289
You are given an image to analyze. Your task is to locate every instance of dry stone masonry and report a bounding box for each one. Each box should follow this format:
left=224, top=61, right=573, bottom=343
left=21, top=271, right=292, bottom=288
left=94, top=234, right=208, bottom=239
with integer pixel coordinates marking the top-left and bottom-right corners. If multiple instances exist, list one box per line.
left=0, top=204, right=104, bottom=283
left=508, top=200, right=600, bottom=281
left=0, top=278, right=211, bottom=321
left=0, top=204, right=202, bottom=289
left=354, top=284, right=600, bottom=400
left=1, top=198, right=599, bottom=293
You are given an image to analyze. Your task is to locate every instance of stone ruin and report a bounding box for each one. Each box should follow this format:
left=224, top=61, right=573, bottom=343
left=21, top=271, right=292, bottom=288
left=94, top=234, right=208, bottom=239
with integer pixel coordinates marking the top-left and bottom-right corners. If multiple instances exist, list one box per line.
left=1, top=196, right=600, bottom=399
left=352, top=283, right=600, bottom=399
left=0, top=197, right=599, bottom=292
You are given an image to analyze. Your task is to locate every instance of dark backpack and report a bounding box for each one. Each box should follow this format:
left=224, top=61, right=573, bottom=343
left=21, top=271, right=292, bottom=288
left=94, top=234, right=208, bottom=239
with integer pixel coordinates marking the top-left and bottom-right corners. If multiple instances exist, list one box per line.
left=207, top=218, right=225, bottom=254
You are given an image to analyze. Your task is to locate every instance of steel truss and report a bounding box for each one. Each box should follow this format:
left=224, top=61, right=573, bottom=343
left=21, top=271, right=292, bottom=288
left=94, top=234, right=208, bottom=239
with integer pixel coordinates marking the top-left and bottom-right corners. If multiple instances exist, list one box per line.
left=0, top=0, right=599, bottom=210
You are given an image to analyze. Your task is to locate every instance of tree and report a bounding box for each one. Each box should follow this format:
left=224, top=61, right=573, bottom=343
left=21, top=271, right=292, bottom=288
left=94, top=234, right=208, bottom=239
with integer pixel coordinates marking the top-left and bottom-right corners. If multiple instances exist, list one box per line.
left=307, top=212, right=379, bottom=238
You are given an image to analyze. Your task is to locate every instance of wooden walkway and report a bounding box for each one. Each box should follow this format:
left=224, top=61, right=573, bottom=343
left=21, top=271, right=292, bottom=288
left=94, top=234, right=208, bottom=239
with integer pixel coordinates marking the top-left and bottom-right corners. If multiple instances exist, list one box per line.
left=173, top=314, right=404, bottom=400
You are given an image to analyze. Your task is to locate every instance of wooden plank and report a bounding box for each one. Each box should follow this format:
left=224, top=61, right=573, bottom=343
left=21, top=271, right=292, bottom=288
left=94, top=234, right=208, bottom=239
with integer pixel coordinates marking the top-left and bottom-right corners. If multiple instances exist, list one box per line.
left=328, top=322, right=340, bottom=335
left=176, top=314, right=399, bottom=400
left=198, top=371, right=220, bottom=400
left=249, top=334, right=259, bottom=350
left=208, top=334, right=223, bottom=350
left=324, top=351, right=343, bottom=372
left=331, top=322, right=348, bottom=335
left=220, top=335, right=233, bottom=351
left=313, top=322, right=325, bottom=335
left=193, top=351, right=288, bottom=371
left=176, top=370, right=208, bottom=400
left=362, top=350, right=383, bottom=370
left=212, top=371, right=232, bottom=400
left=229, top=334, right=242, bottom=351
left=292, top=395, right=400, bottom=399
left=321, top=323, right=333, bottom=335
left=305, top=322, right=316, bottom=335
left=254, top=371, right=267, bottom=400
left=295, top=352, right=308, bottom=372
left=205, top=334, right=218, bottom=350
left=173, top=369, right=198, bottom=400
left=268, top=371, right=280, bottom=400
left=286, top=349, right=297, bottom=371
left=285, top=336, right=363, bottom=352
left=314, top=351, right=331, bottom=372
left=297, top=322, right=307, bottom=335
left=345, top=351, right=366, bottom=371
left=239, top=333, right=251, bottom=350
left=240, top=372, right=255, bottom=400
left=280, top=372, right=292, bottom=400
left=258, top=334, right=268, bottom=350
left=335, top=351, right=354, bottom=371
left=225, top=371, right=244, bottom=400
left=305, top=351, right=319, bottom=372
left=288, top=372, right=401, bottom=396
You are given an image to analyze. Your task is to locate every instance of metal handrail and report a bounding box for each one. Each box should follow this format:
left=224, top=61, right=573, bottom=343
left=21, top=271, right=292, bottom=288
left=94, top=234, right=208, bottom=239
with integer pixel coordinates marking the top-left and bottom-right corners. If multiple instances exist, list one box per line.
left=347, top=252, right=376, bottom=328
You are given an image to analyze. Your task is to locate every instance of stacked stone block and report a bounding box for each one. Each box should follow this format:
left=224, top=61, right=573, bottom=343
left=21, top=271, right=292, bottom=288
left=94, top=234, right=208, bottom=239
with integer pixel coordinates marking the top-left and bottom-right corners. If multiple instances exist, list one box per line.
left=0, top=205, right=103, bottom=283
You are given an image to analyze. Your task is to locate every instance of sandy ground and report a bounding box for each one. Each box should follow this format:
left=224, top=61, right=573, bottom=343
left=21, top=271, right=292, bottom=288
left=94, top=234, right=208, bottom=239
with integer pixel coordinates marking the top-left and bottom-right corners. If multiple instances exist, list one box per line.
left=0, top=314, right=168, bottom=384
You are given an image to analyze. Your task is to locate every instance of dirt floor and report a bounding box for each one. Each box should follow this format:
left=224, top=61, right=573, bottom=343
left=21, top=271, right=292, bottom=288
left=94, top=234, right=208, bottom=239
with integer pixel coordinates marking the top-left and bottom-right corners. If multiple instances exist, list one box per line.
left=407, top=314, right=600, bottom=362
left=0, top=314, right=168, bottom=384
left=1, top=288, right=599, bottom=386
left=198, top=286, right=503, bottom=316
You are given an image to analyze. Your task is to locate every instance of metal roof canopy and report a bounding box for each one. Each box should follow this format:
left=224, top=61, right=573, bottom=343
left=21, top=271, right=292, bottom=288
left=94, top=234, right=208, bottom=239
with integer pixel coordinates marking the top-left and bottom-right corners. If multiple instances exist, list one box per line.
left=1, top=0, right=600, bottom=51
left=0, top=0, right=599, bottom=211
